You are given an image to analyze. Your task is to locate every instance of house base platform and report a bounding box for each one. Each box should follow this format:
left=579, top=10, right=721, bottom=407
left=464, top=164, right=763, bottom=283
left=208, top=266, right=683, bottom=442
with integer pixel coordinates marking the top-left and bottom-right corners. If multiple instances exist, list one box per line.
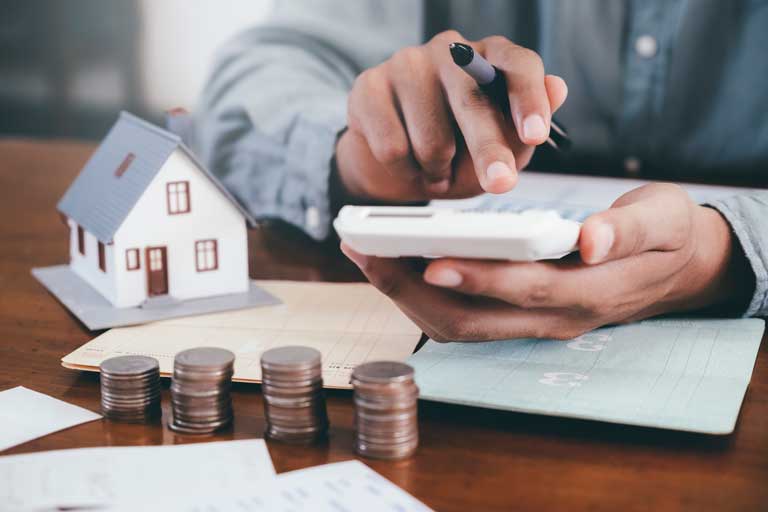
left=32, top=265, right=281, bottom=330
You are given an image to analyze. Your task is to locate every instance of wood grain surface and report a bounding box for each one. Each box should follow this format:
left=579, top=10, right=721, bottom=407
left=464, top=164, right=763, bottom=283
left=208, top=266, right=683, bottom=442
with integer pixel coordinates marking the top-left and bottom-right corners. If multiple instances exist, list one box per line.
left=1, top=139, right=766, bottom=511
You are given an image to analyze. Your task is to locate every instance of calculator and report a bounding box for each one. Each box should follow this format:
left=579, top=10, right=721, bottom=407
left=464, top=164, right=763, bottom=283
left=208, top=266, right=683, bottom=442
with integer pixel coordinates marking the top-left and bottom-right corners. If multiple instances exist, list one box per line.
left=333, top=206, right=581, bottom=261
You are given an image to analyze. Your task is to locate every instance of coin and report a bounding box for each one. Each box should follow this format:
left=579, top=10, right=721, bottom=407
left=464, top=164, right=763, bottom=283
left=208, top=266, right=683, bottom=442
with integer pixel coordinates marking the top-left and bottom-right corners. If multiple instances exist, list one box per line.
left=260, top=345, right=328, bottom=445
left=100, top=355, right=161, bottom=423
left=261, top=346, right=322, bottom=371
left=352, top=361, right=419, bottom=460
left=351, top=361, right=414, bottom=385
left=175, top=347, right=235, bottom=369
left=169, top=347, right=235, bottom=435
left=100, top=355, right=159, bottom=376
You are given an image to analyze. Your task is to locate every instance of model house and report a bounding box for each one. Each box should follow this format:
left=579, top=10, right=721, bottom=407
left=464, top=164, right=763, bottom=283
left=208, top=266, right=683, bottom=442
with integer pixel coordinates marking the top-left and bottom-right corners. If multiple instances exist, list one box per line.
left=57, top=111, right=255, bottom=308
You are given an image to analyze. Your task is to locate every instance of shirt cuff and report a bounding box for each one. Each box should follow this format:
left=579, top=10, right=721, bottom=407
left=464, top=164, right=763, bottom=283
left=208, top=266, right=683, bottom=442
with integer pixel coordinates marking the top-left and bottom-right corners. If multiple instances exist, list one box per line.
left=706, top=198, right=768, bottom=317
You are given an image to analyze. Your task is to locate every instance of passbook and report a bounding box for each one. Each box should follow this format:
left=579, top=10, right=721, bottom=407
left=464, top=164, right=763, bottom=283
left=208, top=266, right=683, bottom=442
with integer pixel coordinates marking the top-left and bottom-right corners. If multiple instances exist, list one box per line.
left=408, top=318, right=765, bottom=434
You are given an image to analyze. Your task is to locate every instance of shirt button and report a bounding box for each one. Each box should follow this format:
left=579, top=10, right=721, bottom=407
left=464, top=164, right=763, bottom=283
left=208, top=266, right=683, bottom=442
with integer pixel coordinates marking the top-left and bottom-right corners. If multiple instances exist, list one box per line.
left=306, top=206, right=320, bottom=229
left=635, top=35, right=658, bottom=58
left=624, top=156, right=642, bottom=177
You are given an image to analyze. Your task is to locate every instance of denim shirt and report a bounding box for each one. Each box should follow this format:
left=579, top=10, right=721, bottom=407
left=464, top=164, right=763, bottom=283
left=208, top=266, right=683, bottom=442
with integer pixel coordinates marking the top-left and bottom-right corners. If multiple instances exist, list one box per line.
left=195, top=0, right=768, bottom=316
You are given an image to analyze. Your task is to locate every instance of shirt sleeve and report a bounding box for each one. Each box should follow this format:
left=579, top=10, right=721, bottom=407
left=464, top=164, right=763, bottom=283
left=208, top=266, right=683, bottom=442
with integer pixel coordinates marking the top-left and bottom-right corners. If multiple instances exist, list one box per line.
left=194, top=0, right=423, bottom=240
left=708, top=192, right=768, bottom=317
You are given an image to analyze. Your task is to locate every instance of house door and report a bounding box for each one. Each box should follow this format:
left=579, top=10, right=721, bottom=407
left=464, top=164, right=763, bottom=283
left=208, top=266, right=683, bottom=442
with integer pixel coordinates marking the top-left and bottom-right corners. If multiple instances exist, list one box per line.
left=145, top=246, right=168, bottom=296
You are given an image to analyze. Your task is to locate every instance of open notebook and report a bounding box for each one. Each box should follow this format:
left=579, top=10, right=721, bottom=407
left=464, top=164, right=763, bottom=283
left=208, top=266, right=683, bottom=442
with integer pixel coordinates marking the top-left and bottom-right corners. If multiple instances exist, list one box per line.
left=62, top=281, right=422, bottom=389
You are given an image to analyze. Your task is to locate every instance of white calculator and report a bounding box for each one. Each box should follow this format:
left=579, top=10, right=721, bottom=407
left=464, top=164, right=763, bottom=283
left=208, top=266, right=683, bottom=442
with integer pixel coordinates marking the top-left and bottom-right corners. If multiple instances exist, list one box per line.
left=333, top=206, right=581, bottom=261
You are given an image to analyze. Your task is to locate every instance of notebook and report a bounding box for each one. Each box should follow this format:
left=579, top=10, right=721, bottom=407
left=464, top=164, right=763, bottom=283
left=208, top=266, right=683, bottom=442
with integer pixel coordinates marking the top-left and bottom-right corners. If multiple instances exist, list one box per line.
left=408, top=318, right=765, bottom=434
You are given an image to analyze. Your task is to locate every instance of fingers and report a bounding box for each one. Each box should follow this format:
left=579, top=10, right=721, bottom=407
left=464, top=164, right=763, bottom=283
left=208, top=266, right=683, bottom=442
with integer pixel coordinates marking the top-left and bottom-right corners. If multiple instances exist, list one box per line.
left=422, top=249, right=682, bottom=314
left=341, top=243, right=581, bottom=341
left=389, top=47, right=457, bottom=193
left=580, top=183, right=694, bottom=264
left=424, top=258, right=594, bottom=310
left=483, top=37, right=551, bottom=146
left=544, top=75, right=568, bottom=113
left=347, top=66, right=420, bottom=181
left=439, top=66, right=519, bottom=194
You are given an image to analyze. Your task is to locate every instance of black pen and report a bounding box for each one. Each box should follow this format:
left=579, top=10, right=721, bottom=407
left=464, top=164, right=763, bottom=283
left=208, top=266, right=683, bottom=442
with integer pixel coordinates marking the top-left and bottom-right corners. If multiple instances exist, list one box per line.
left=449, top=42, right=571, bottom=152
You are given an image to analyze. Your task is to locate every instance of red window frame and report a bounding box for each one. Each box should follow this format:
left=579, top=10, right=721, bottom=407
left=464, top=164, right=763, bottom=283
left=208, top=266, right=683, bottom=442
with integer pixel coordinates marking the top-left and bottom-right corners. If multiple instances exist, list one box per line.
left=125, top=248, right=140, bottom=271
left=166, top=181, right=191, bottom=214
left=77, top=225, right=85, bottom=255
left=114, top=153, right=135, bottom=178
left=98, top=242, right=106, bottom=272
left=194, top=239, right=218, bottom=272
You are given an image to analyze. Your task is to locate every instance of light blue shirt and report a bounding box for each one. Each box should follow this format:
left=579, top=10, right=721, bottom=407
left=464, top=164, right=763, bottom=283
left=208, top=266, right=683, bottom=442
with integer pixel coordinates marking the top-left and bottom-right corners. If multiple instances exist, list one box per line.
left=195, top=0, right=768, bottom=317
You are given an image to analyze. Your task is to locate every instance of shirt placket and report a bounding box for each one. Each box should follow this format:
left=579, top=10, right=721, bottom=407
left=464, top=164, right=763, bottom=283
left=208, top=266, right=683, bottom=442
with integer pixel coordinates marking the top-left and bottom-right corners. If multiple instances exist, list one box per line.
left=618, top=0, right=685, bottom=178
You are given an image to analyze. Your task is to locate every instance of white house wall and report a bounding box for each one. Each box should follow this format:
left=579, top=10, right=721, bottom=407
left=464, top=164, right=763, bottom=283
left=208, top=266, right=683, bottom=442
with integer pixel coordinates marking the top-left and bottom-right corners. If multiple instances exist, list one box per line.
left=112, top=149, right=249, bottom=308
left=68, top=219, right=119, bottom=304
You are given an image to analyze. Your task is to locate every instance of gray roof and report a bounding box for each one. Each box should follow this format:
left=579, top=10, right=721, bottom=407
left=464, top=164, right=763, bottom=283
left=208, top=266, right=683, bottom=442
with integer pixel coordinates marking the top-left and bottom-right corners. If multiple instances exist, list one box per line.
left=58, top=111, right=255, bottom=243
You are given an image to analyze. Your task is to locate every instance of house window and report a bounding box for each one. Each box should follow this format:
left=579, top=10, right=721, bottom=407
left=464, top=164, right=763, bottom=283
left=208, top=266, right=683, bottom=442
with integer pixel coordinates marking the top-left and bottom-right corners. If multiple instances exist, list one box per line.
left=77, top=225, right=85, bottom=255
left=98, top=242, right=106, bottom=272
left=125, top=248, right=140, bottom=270
left=114, top=153, right=135, bottom=178
left=195, top=239, right=218, bottom=272
left=166, top=181, right=190, bottom=214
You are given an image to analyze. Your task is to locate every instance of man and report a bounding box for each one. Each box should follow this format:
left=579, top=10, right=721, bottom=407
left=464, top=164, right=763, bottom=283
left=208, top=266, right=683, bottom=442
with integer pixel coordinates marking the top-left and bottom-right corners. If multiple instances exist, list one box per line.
left=196, top=0, right=767, bottom=341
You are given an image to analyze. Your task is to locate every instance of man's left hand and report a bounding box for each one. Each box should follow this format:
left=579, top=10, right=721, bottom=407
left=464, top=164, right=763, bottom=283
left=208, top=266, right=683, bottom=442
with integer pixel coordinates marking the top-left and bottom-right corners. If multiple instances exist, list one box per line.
left=342, top=183, right=747, bottom=342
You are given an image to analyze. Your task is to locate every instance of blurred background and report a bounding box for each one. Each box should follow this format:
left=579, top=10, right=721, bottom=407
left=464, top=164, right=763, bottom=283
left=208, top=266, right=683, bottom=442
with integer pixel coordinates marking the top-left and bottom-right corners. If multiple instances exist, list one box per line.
left=1, top=0, right=273, bottom=139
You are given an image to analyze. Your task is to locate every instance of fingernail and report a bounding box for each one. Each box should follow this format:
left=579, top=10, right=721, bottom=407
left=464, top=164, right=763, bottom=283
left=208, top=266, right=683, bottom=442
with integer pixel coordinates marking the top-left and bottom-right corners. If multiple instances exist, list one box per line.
left=485, top=161, right=512, bottom=183
left=424, top=268, right=463, bottom=287
left=341, top=243, right=368, bottom=268
left=590, top=223, right=614, bottom=263
left=522, top=114, right=548, bottom=142
left=426, top=179, right=450, bottom=194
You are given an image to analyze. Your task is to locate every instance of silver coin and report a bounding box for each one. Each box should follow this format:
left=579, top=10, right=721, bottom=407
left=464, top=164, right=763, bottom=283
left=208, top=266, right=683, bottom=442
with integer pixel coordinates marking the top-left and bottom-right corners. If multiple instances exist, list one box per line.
left=100, top=382, right=160, bottom=394
left=172, top=410, right=231, bottom=421
left=356, top=429, right=418, bottom=443
left=261, top=366, right=321, bottom=378
left=260, top=346, right=322, bottom=371
left=264, top=407, right=325, bottom=420
left=351, top=361, right=414, bottom=385
left=354, top=399, right=418, bottom=414
left=168, top=420, right=226, bottom=435
left=355, top=421, right=418, bottom=434
left=262, top=386, right=322, bottom=398
left=101, top=396, right=160, bottom=407
left=352, top=381, right=419, bottom=398
left=171, top=382, right=232, bottom=398
left=261, top=375, right=322, bottom=385
left=172, top=414, right=232, bottom=429
left=355, top=437, right=418, bottom=460
left=100, top=355, right=159, bottom=376
left=175, top=347, right=235, bottom=369
left=267, top=423, right=327, bottom=436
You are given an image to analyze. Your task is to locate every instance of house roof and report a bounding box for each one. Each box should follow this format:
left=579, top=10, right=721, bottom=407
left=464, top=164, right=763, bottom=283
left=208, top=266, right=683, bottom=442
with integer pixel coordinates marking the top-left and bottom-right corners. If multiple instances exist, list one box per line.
left=58, top=111, right=255, bottom=243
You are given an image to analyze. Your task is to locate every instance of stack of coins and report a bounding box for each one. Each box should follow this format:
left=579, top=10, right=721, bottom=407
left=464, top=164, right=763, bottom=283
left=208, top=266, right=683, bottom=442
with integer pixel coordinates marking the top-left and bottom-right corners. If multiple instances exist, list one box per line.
left=100, top=355, right=161, bottom=423
left=169, top=347, right=235, bottom=435
left=260, top=346, right=328, bottom=444
left=352, top=361, right=419, bottom=460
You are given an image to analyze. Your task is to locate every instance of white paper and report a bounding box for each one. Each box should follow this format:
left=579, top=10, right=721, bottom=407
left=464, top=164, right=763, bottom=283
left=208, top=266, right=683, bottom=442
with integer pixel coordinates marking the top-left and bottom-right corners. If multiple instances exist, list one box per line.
left=0, top=386, right=101, bottom=452
left=0, top=439, right=275, bottom=511
left=105, top=460, right=433, bottom=512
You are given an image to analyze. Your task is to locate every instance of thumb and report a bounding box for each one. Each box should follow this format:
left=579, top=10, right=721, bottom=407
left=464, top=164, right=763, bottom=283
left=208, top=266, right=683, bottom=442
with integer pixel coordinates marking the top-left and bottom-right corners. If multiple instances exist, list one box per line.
left=579, top=183, right=694, bottom=265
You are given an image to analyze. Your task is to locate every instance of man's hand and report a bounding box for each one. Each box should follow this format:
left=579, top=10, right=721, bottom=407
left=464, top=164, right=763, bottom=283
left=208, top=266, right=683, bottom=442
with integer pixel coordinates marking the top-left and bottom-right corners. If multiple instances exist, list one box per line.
left=336, top=31, right=568, bottom=203
left=341, top=184, right=751, bottom=342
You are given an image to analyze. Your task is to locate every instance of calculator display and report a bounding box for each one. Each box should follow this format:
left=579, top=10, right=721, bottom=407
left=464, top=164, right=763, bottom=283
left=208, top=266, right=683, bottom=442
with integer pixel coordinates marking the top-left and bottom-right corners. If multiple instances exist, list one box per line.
left=366, top=212, right=434, bottom=219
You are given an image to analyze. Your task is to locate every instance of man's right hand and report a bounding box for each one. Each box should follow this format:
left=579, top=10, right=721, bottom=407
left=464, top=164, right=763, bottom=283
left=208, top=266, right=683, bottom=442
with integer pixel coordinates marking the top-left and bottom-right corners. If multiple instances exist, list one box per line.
left=335, top=30, right=569, bottom=203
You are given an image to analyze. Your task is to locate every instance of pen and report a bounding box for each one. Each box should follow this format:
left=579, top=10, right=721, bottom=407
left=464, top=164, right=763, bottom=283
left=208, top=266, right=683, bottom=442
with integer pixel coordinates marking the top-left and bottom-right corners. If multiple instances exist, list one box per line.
left=449, top=42, right=571, bottom=152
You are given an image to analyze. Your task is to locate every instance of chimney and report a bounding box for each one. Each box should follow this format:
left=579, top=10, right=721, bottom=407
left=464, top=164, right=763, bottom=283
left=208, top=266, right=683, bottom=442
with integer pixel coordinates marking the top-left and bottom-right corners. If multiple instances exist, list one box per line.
left=165, top=107, right=194, bottom=146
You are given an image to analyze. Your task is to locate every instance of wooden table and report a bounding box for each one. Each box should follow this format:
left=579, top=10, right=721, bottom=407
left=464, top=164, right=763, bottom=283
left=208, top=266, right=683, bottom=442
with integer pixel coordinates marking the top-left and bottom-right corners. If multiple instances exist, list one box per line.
left=1, top=139, right=767, bottom=512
